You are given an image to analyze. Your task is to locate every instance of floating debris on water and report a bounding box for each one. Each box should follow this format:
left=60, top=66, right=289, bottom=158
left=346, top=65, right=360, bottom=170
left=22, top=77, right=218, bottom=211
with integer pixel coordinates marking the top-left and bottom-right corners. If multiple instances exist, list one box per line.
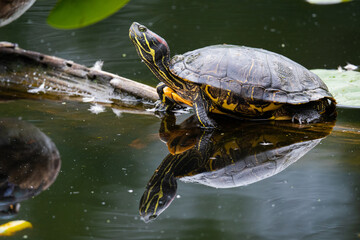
left=0, top=220, right=32, bottom=236
left=112, top=108, right=123, bottom=117
left=89, top=104, right=106, bottom=114
left=344, top=63, right=358, bottom=71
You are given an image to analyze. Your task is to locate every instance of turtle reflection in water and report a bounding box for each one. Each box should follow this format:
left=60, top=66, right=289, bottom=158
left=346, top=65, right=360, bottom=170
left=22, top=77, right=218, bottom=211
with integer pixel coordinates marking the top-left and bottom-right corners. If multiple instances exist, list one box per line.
left=0, top=119, right=61, bottom=217
left=139, top=115, right=334, bottom=222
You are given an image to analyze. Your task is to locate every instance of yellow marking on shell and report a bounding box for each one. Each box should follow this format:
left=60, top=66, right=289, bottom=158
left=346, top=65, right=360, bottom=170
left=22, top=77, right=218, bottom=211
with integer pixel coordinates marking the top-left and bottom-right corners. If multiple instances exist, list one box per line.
left=206, top=89, right=238, bottom=112
left=248, top=102, right=283, bottom=113
left=245, top=59, right=255, bottom=83
left=209, top=106, right=226, bottom=114
left=204, top=85, right=220, bottom=102
left=269, top=115, right=292, bottom=120
left=223, top=140, right=238, bottom=156
left=221, top=97, right=238, bottom=112
left=250, top=87, right=255, bottom=101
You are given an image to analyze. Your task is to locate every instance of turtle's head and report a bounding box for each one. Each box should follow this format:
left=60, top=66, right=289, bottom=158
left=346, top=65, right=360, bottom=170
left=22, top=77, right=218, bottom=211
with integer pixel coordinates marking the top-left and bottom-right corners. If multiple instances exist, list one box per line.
left=139, top=174, right=177, bottom=223
left=129, top=22, right=170, bottom=67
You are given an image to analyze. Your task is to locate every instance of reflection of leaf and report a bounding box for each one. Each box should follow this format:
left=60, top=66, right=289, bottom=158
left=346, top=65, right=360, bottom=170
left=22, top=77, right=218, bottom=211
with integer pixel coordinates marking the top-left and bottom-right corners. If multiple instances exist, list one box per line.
left=306, top=0, right=352, bottom=4
left=47, top=0, right=130, bottom=29
left=311, top=69, right=360, bottom=107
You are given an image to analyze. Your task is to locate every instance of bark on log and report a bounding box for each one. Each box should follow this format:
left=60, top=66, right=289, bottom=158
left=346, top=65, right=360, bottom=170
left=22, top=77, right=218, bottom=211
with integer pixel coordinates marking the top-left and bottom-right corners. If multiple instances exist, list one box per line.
left=0, top=41, right=158, bottom=102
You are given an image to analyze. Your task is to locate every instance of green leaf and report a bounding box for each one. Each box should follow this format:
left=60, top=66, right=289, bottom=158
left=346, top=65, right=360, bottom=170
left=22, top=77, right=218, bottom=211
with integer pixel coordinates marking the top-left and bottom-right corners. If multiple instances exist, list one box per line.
left=47, top=0, right=130, bottom=29
left=311, top=69, right=360, bottom=107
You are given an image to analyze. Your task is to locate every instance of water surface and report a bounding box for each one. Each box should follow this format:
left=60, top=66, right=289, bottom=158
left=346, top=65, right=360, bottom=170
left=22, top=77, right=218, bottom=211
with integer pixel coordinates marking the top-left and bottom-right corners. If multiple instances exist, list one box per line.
left=0, top=0, right=360, bottom=239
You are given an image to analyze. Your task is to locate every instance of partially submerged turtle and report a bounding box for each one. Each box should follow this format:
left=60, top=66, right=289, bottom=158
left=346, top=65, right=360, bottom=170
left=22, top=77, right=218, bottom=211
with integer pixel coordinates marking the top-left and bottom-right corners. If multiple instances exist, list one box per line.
left=129, top=22, right=336, bottom=128
left=139, top=115, right=335, bottom=222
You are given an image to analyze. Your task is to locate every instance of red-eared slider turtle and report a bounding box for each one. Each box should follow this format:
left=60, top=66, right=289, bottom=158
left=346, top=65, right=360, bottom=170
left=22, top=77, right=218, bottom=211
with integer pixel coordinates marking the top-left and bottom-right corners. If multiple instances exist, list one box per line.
left=139, top=115, right=335, bottom=222
left=129, top=22, right=336, bottom=128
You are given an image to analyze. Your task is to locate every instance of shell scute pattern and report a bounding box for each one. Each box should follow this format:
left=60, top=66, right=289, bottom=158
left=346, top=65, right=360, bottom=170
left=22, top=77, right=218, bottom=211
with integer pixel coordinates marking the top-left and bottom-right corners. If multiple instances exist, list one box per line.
left=169, top=45, right=333, bottom=105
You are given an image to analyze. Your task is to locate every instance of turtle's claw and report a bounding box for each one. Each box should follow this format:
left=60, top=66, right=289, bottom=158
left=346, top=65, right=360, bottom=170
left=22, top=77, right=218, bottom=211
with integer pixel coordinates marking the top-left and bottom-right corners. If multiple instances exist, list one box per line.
left=154, top=100, right=168, bottom=112
left=292, top=110, right=321, bottom=124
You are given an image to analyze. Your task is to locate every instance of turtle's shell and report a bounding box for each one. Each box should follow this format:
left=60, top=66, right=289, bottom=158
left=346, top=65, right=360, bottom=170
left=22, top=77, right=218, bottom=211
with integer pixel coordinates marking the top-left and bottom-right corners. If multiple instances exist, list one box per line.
left=180, top=138, right=321, bottom=188
left=170, top=45, right=333, bottom=104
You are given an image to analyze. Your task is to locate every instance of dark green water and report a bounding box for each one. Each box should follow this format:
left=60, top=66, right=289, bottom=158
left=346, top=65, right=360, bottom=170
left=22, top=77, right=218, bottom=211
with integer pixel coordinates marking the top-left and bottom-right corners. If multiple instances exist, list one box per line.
left=0, top=0, right=360, bottom=239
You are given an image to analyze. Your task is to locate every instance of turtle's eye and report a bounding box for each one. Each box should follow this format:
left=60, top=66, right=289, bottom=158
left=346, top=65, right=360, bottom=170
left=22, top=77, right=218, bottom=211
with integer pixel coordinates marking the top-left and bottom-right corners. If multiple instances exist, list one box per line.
left=138, top=25, right=147, bottom=32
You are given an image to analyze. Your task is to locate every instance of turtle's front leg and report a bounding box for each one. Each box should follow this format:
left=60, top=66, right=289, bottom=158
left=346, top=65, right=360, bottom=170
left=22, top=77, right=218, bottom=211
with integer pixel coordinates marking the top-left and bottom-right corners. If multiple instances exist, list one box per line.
left=193, top=91, right=217, bottom=129
left=155, top=82, right=176, bottom=112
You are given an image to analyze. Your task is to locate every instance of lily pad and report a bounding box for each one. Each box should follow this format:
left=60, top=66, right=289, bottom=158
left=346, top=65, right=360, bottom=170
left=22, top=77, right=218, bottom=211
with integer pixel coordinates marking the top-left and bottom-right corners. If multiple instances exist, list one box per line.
left=311, top=69, right=360, bottom=107
left=47, top=0, right=130, bottom=29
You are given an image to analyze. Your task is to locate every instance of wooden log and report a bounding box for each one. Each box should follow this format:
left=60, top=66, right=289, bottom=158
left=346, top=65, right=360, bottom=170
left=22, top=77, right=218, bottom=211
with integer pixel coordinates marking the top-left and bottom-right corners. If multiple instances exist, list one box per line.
left=0, top=41, right=158, bottom=102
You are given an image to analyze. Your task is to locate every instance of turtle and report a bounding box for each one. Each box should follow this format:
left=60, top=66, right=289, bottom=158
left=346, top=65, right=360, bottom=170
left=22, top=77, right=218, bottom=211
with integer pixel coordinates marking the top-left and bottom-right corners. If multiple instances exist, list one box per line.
left=139, top=115, right=335, bottom=222
left=129, top=22, right=336, bottom=128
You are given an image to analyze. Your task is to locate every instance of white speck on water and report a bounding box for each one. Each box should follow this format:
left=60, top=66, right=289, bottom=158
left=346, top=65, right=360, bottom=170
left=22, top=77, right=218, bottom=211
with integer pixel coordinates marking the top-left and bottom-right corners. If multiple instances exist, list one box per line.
left=23, top=235, right=28, bottom=239
left=260, top=141, right=273, bottom=146
left=89, top=104, right=106, bottom=114
left=112, top=108, right=123, bottom=117
left=271, top=204, right=276, bottom=208
left=176, top=195, right=181, bottom=199
left=101, top=202, right=106, bottom=205
left=128, top=189, right=133, bottom=193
